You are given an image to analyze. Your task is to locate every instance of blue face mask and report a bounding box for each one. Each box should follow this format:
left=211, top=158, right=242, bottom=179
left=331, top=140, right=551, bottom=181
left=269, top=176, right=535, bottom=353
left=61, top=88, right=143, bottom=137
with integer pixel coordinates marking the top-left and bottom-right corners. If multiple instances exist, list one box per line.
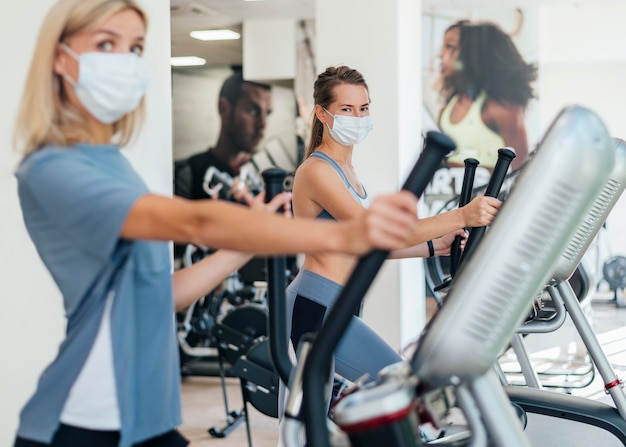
left=61, top=44, right=149, bottom=124
left=324, top=109, right=373, bottom=146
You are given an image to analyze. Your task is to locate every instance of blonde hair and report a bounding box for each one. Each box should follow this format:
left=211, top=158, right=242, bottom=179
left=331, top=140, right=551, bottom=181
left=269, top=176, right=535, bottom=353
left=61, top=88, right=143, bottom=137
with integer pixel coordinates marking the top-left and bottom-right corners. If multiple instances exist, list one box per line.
left=13, top=0, right=148, bottom=156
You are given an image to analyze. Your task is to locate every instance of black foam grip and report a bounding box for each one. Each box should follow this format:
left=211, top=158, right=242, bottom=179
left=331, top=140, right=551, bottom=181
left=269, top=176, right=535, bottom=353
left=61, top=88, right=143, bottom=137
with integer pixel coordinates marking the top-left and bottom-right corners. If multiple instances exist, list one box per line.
left=260, top=168, right=292, bottom=385
left=450, top=158, right=480, bottom=277
left=484, top=148, right=516, bottom=197
left=262, top=168, right=287, bottom=211
left=461, top=148, right=516, bottom=263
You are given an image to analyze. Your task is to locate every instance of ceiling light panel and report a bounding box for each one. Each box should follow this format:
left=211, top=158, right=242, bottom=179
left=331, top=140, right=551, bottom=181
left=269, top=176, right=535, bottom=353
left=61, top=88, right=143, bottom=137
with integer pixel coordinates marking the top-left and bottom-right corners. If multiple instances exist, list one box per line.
left=190, top=29, right=241, bottom=41
left=170, top=56, right=207, bottom=66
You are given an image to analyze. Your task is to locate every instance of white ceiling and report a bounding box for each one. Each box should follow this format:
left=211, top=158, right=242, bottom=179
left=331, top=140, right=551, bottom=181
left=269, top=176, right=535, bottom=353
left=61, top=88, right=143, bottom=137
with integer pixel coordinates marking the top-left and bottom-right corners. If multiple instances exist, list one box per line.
left=169, top=0, right=594, bottom=68
left=170, top=0, right=315, bottom=68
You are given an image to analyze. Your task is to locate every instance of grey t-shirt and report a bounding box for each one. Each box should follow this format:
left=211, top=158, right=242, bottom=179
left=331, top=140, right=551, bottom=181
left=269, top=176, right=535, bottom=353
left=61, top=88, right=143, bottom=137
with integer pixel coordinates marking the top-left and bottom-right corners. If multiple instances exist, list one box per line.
left=15, top=144, right=181, bottom=446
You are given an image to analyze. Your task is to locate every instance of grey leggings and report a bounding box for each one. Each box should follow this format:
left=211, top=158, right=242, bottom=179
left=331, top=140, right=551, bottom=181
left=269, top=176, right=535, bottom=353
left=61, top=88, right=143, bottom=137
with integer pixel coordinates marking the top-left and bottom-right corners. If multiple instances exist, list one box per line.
left=287, top=269, right=402, bottom=383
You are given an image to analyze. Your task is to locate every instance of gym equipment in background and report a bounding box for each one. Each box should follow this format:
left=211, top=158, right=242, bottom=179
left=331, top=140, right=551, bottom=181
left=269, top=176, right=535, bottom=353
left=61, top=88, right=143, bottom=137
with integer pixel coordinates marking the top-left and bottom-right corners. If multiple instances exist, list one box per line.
left=432, top=147, right=516, bottom=295
left=424, top=166, right=519, bottom=304
left=208, top=168, right=293, bottom=447
left=176, top=163, right=298, bottom=446
left=602, top=255, right=626, bottom=306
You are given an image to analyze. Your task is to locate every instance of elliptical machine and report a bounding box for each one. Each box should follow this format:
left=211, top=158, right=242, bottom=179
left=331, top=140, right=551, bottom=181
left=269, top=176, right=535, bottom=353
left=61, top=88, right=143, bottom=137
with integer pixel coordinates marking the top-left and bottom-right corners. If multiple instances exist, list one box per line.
left=282, top=105, right=626, bottom=446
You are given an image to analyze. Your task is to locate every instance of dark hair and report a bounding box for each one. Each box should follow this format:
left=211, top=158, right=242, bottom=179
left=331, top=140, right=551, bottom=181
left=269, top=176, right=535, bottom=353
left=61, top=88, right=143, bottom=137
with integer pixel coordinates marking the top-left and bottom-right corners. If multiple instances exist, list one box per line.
left=442, top=20, right=537, bottom=108
left=219, top=73, right=272, bottom=106
left=305, top=65, right=369, bottom=158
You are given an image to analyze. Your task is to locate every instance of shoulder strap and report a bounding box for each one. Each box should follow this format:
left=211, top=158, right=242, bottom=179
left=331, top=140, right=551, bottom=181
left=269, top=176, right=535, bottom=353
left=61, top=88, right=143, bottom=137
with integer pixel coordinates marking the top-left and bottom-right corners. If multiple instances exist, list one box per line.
left=309, top=151, right=352, bottom=189
left=439, top=94, right=458, bottom=126
left=473, top=91, right=488, bottom=108
left=310, top=151, right=368, bottom=201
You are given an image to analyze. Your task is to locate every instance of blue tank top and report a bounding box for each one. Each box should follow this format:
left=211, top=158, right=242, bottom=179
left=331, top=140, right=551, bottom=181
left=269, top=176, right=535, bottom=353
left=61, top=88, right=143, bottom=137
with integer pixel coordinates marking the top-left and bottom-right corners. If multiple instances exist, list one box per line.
left=309, top=151, right=370, bottom=220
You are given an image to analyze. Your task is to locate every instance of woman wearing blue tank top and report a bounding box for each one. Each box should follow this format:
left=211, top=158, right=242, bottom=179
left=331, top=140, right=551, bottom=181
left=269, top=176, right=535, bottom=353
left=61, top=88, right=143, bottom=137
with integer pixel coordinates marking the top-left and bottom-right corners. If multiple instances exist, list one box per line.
left=286, top=66, right=502, bottom=403
left=11, top=3, right=423, bottom=446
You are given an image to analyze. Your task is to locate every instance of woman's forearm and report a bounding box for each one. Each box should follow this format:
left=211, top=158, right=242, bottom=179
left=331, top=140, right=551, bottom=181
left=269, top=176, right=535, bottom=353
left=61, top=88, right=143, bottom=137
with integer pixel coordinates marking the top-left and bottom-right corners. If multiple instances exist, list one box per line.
left=172, top=249, right=253, bottom=311
left=389, top=243, right=429, bottom=259
left=123, top=194, right=353, bottom=255
left=192, top=202, right=353, bottom=255
left=405, top=210, right=465, bottom=247
left=403, top=195, right=500, bottom=248
left=123, top=192, right=420, bottom=259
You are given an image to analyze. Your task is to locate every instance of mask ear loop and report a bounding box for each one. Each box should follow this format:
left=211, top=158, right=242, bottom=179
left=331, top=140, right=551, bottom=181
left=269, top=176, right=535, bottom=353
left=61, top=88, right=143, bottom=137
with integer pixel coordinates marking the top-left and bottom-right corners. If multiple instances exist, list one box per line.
left=59, top=43, right=79, bottom=86
left=60, top=43, right=80, bottom=60
left=322, top=108, right=334, bottom=131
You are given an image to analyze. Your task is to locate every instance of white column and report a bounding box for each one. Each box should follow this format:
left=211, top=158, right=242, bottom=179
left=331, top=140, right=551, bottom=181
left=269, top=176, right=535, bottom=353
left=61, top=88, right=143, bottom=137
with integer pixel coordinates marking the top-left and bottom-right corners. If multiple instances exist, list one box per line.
left=316, top=0, right=424, bottom=350
left=243, top=19, right=296, bottom=83
left=0, top=1, right=172, bottom=444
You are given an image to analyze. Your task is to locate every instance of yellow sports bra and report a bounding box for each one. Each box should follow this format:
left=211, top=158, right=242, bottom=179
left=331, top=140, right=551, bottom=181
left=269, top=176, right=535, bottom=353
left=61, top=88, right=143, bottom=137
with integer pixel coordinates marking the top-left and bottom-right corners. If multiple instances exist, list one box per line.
left=439, top=91, right=505, bottom=168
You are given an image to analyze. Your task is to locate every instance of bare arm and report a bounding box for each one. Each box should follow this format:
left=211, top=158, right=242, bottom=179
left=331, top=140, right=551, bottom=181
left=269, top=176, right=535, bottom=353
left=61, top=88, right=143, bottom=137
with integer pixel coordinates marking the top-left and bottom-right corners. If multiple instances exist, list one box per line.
left=172, top=249, right=253, bottom=311
left=294, top=159, right=432, bottom=260
left=389, top=228, right=467, bottom=259
left=121, top=190, right=419, bottom=258
left=171, top=191, right=290, bottom=311
left=292, top=158, right=367, bottom=222
left=294, top=158, right=500, bottom=259
left=486, top=101, right=529, bottom=170
left=395, top=195, right=501, bottom=253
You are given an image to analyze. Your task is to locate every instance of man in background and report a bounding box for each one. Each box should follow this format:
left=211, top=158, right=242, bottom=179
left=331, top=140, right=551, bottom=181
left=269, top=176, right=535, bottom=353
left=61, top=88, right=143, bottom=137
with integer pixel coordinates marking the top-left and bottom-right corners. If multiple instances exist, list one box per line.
left=174, top=72, right=273, bottom=201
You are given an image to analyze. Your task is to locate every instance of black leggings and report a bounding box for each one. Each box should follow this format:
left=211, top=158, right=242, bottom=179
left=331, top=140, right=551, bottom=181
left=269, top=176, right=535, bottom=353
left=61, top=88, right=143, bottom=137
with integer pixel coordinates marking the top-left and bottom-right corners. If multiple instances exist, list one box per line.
left=14, top=424, right=189, bottom=447
left=290, top=294, right=327, bottom=350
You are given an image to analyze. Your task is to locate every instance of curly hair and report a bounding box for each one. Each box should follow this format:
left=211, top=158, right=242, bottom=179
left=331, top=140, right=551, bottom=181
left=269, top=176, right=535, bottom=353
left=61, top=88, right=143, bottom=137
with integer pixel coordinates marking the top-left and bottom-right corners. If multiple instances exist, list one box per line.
left=441, top=20, right=537, bottom=109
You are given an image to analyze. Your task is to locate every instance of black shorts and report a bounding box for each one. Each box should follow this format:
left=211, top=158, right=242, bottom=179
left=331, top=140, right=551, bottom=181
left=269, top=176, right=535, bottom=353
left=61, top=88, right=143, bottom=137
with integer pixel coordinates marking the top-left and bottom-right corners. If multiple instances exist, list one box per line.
left=15, top=424, right=189, bottom=447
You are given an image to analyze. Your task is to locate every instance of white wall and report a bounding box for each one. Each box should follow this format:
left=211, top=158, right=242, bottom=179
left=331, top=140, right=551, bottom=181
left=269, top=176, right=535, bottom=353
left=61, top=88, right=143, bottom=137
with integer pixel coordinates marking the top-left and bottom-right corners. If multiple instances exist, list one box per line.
left=539, top=3, right=626, bottom=262
left=1, top=3, right=61, bottom=443
left=0, top=1, right=172, bottom=444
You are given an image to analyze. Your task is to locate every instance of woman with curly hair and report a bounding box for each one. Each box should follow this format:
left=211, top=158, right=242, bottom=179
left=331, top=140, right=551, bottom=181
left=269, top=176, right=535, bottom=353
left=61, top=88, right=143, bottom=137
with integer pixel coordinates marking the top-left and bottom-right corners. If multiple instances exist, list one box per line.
left=437, top=20, right=538, bottom=170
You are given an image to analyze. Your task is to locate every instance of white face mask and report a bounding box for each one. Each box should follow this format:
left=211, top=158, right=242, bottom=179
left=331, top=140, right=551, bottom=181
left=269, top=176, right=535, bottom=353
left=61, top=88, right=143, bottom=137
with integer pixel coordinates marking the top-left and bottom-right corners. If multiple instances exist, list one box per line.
left=61, top=44, right=149, bottom=124
left=324, top=108, right=373, bottom=146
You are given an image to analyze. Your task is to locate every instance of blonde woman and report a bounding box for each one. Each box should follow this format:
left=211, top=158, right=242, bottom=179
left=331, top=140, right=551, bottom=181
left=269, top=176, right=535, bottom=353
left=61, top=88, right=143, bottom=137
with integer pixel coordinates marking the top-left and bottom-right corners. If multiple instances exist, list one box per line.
left=12, top=2, right=421, bottom=446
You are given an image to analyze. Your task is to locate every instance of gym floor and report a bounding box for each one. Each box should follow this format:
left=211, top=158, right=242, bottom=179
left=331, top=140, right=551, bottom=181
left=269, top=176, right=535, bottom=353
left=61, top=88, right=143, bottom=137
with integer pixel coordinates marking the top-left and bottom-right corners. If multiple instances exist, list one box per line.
left=178, top=293, right=626, bottom=446
left=179, top=375, right=278, bottom=447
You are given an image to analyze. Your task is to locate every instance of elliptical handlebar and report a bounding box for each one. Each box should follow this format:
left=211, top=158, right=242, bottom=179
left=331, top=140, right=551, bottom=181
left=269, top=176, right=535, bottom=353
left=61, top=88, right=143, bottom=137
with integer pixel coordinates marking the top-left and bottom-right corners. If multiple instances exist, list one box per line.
left=450, top=158, right=479, bottom=278
left=434, top=149, right=514, bottom=292
left=459, top=147, right=516, bottom=265
left=261, top=168, right=293, bottom=385
left=300, top=131, right=456, bottom=447
left=484, top=148, right=517, bottom=196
